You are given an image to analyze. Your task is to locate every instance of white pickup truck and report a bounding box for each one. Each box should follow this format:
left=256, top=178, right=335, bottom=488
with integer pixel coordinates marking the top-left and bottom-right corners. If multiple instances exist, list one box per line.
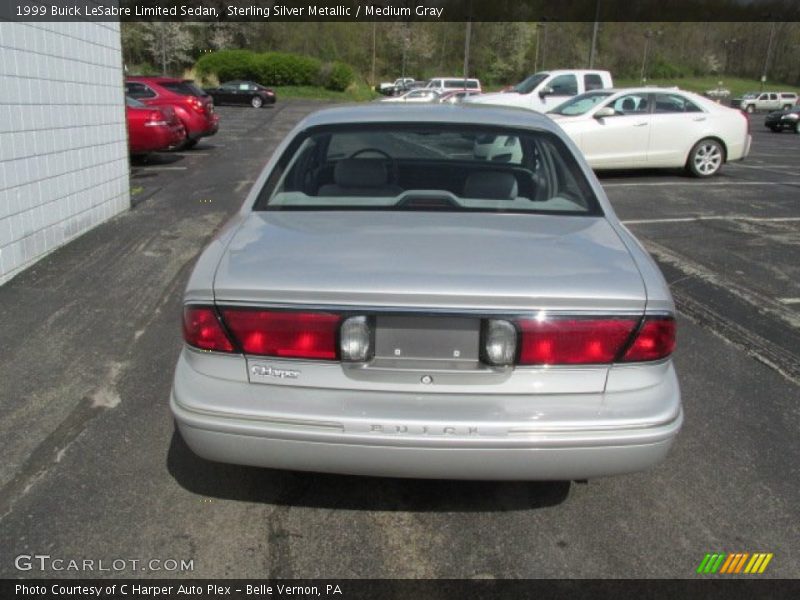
left=468, top=70, right=613, bottom=112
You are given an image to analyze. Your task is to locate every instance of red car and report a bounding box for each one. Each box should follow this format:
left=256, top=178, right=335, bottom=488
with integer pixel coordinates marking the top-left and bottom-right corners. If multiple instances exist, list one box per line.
left=126, top=97, right=186, bottom=156
left=125, top=76, right=219, bottom=148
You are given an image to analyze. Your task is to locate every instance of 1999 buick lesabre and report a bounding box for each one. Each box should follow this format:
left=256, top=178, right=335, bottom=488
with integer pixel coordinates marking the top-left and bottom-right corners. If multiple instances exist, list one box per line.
left=170, top=104, right=682, bottom=480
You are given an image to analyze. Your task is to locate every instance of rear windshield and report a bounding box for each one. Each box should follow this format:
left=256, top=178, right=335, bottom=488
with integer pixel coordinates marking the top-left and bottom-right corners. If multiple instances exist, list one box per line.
left=161, top=81, right=208, bottom=96
left=254, top=124, right=601, bottom=216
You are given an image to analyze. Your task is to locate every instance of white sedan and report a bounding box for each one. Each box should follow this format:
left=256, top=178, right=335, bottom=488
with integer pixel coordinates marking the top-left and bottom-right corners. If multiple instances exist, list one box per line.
left=380, top=89, right=442, bottom=103
left=549, top=88, right=751, bottom=176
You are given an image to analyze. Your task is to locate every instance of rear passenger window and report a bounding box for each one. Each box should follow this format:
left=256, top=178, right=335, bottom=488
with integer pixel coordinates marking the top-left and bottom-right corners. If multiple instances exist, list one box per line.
left=162, top=81, right=207, bottom=97
left=125, top=82, right=156, bottom=99
left=584, top=74, right=603, bottom=91
left=549, top=74, right=578, bottom=96
left=653, top=93, right=702, bottom=113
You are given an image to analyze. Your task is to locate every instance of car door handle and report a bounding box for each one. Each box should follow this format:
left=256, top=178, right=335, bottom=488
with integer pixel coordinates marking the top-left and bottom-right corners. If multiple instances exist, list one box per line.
left=633, top=122, right=648, bottom=127
left=693, top=116, right=707, bottom=121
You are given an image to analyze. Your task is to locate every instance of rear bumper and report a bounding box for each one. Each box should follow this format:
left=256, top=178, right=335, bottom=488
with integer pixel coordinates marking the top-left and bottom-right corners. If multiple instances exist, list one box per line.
left=185, top=114, right=219, bottom=140
left=171, top=351, right=683, bottom=480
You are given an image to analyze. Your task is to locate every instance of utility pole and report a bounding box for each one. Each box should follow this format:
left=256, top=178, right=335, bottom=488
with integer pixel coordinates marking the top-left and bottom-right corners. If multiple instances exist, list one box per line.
left=161, top=24, right=167, bottom=75
left=640, top=29, right=662, bottom=83
left=463, top=21, right=472, bottom=86
left=371, top=21, right=376, bottom=86
left=761, top=22, right=776, bottom=90
left=588, top=0, right=601, bottom=68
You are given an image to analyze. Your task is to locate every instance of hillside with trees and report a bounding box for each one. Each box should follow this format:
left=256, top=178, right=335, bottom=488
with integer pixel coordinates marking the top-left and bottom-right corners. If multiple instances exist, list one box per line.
left=121, top=21, right=800, bottom=89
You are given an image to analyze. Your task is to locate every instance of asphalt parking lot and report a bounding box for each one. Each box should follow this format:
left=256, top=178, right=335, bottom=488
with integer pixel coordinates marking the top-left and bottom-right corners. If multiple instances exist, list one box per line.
left=0, top=104, right=797, bottom=579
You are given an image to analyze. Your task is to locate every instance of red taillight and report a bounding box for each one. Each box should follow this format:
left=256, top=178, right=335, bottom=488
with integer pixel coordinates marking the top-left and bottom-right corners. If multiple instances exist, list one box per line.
left=187, top=96, right=206, bottom=113
left=221, top=309, right=340, bottom=360
left=144, top=110, right=168, bottom=127
left=517, top=318, right=638, bottom=365
left=621, top=317, right=676, bottom=362
left=183, top=306, right=234, bottom=353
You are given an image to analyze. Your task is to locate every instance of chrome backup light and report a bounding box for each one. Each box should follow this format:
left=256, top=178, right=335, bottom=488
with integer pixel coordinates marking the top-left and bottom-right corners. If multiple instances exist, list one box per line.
left=340, top=316, right=373, bottom=362
left=483, top=319, right=517, bottom=366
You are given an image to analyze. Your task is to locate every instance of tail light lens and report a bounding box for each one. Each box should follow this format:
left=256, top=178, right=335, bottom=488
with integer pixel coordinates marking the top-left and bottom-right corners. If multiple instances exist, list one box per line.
left=183, top=306, right=234, bottom=353
left=144, top=110, right=168, bottom=127
left=221, top=309, right=340, bottom=360
left=187, top=96, right=206, bottom=113
left=621, top=316, right=676, bottom=362
left=517, top=318, right=638, bottom=365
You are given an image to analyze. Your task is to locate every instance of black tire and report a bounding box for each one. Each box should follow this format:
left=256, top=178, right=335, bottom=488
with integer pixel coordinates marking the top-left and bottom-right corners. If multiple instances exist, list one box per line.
left=746, top=104, right=755, bottom=114
left=686, top=138, right=725, bottom=178
left=182, top=138, right=198, bottom=149
left=251, top=95, right=263, bottom=108
left=769, top=125, right=781, bottom=133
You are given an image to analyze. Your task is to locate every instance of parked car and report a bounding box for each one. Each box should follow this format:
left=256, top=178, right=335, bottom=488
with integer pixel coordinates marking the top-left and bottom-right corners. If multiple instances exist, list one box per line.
left=377, top=77, right=415, bottom=96
left=468, top=70, right=613, bottom=113
left=204, top=80, right=276, bottom=108
left=472, top=134, right=523, bottom=162
left=125, top=97, right=186, bottom=156
left=380, top=89, right=442, bottom=103
left=391, top=80, right=427, bottom=96
left=730, top=91, right=797, bottom=113
left=439, top=90, right=481, bottom=104
left=549, top=88, right=751, bottom=177
left=125, top=76, right=219, bottom=148
left=764, top=106, right=800, bottom=133
left=704, top=87, right=731, bottom=101
left=425, top=77, right=482, bottom=94
left=172, top=104, right=682, bottom=480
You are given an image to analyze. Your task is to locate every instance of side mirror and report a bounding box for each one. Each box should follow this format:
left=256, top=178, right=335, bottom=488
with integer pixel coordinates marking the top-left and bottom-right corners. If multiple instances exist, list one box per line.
left=594, top=106, right=616, bottom=119
left=538, top=85, right=554, bottom=98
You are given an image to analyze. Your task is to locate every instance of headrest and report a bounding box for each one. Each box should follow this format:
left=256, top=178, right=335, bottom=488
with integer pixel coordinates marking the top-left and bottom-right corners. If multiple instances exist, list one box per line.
left=463, top=171, right=518, bottom=200
left=334, top=159, right=389, bottom=188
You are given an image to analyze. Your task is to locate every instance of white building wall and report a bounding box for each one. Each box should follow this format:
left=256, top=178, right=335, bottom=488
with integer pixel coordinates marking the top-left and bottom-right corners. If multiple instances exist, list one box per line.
left=0, top=22, right=130, bottom=285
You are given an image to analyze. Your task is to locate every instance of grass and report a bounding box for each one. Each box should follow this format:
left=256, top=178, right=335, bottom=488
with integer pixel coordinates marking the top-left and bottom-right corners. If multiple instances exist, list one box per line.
left=269, top=83, right=380, bottom=102
left=614, top=76, right=800, bottom=97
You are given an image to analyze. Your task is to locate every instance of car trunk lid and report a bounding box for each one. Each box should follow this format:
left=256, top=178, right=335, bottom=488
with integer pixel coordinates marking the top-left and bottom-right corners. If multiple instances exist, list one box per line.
left=213, top=211, right=646, bottom=313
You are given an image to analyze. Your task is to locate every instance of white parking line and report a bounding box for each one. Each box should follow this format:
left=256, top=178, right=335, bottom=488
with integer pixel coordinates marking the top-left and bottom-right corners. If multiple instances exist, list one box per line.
left=727, top=163, right=798, bottom=174
left=169, top=152, right=210, bottom=157
left=603, top=180, right=795, bottom=188
left=623, top=215, right=800, bottom=225
left=778, top=298, right=800, bottom=305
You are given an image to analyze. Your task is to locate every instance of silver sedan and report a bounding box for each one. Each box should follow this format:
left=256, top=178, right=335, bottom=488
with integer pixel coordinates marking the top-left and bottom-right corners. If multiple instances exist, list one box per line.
left=171, top=104, right=682, bottom=480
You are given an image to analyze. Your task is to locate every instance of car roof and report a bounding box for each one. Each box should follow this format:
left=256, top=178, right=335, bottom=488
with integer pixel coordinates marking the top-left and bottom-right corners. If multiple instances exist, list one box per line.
left=295, top=103, right=562, bottom=134
left=126, top=76, right=186, bottom=83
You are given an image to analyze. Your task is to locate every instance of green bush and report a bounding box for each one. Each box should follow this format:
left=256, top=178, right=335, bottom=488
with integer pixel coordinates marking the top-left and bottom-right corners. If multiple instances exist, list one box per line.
left=195, top=49, right=258, bottom=82
left=323, top=62, right=355, bottom=91
left=649, top=58, right=692, bottom=80
left=195, top=50, right=357, bottom=90
left=254, top=52, right=321, bottom=86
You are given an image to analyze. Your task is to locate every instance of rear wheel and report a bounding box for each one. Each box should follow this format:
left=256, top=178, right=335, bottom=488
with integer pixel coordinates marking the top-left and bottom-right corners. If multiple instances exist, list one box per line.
left=769, top=125, right=782, bottom=133
left=687, top=139, right=724, bottom=178
left=251, top=96, right=263, bottom=108
left=746, top=104, right=755, bottom=114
